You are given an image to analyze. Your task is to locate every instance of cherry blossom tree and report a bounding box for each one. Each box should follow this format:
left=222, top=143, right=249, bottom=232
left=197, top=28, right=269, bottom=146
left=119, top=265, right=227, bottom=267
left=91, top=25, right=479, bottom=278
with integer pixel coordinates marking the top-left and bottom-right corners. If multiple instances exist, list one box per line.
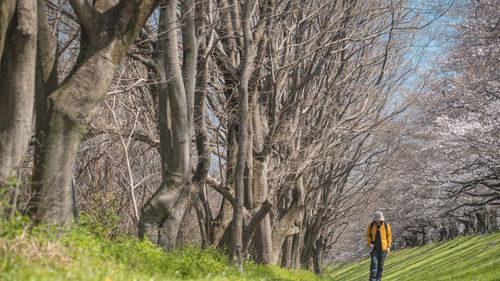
left=381, top=0, right=499, bottom=247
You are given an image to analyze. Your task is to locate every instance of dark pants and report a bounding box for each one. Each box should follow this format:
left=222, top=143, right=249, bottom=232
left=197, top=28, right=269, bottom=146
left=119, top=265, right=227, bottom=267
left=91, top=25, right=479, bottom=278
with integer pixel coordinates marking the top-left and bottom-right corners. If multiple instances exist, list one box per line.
left=370, top=250, right=386, bottom=281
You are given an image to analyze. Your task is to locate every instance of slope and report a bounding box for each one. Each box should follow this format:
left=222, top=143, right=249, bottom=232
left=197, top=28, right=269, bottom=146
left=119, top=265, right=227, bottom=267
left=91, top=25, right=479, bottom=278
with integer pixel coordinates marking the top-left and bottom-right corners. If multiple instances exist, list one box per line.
left=328, top=231, right=500, bottom=281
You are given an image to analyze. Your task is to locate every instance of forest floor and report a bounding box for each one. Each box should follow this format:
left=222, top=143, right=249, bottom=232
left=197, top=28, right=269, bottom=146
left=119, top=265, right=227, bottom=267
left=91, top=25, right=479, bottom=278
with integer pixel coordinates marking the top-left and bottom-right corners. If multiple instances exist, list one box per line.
left=328, top=230, right=500, bottom=281
left=1, top=215, right=498, bottom=281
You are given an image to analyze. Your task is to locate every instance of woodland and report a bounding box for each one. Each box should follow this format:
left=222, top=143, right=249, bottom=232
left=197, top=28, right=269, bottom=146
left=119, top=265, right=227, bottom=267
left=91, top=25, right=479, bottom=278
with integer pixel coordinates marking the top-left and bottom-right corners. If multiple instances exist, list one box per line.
left=0, top=0, right=498, bottom=274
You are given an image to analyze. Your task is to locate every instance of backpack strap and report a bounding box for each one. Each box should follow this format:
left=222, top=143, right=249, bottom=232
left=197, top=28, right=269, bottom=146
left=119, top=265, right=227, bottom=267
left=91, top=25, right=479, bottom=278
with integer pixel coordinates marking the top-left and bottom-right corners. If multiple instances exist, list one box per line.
left=369, top=221, right=375, bottom=243
left=384, top=222, right=389, bottom=242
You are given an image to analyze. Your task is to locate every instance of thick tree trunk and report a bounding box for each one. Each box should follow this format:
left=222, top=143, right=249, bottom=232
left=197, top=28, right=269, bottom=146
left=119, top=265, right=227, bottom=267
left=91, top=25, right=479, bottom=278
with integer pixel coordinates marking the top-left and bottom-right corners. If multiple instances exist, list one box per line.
left=290, top=228, right=304, bottom=269
left=281, top=235, right=293, bottom=268
left=251, top=158, right=272, bottom=263
left=139, top=0, right=197, bottom=250
left=250, top=87, right=273, bottom=263
left=254, top=215, right=273, bottom=263
left=270, top=176, right=305, bottom=264
left=0, top=0, right=37, bottom=187
left=301, top=207, right=325, bottom=268
left=28, top=0, right=159, bottom=224
left=35, top=0, right=58, bottom=170
left=214, top=198, right=234, bottom=247
left=30, top=46, right=122, bottom=223
left=313, top=235, right=325, bottom=274
left=0, top=0, right=16, bottom=58
left=138, top=0, right=199, bottom=250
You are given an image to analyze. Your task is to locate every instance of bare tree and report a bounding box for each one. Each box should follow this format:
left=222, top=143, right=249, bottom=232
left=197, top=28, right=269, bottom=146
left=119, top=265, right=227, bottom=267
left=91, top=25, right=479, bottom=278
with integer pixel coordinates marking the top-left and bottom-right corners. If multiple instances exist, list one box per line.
left=138, top=0, right=199, bottom=251
left=26, top=0, right=161, bottom=224
left=1, top=0, right=465, bottom=273
left=199, top=0, right=431, bottom=267
left=381, top=0, right=499, bottom=247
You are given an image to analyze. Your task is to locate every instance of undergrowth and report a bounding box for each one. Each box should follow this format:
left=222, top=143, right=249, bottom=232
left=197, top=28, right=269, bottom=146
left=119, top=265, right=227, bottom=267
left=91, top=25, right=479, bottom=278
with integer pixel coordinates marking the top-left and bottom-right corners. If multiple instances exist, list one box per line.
left=0, top=213, right=322, bottom=281
left=1, top=209, right=498, bottom=281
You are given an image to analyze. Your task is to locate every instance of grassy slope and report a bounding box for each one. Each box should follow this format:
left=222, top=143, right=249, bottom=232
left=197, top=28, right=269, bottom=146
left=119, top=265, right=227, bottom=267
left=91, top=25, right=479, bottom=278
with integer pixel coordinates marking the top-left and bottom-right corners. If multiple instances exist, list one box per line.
left=0, top=216, right=324, bottom=281
left=1, top=215, right=499, bottom=281
left=328, top=231, right=500, bottom=281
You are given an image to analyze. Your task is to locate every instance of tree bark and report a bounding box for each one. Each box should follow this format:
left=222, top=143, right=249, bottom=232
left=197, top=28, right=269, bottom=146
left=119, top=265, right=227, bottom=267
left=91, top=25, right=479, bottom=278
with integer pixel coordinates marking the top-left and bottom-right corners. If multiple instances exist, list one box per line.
left=0, top=0, right=37, bottom=187
left=270, top=176, right=305, bottom=264
left=192, top=0, right=213, bottom=248
left=0, top=0, right=16, bottom=59
left=290, top=228, right=304, bottom=269
left=281, top=235, right=293, bottom=268
left=231, top=0, right=254, bottom=272
left=214, top=198, right=234, bottom=248
left=250, top=156, right=272, bottom=263
left=250, top=85, right=273, bottom=264
left=301, top=206, right=325, bottom=268
left=313, top=235, right=324, bottom=274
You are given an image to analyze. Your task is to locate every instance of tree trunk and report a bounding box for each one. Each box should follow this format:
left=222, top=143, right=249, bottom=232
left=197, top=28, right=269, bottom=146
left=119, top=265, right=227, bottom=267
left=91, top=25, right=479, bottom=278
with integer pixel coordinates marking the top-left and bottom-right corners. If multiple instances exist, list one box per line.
left=231, top=0, right=255, bottom=271
left=251, top=158, right=273, bottom=263
left=29, top=0, right=159, bottom=224
left=0, top=0, right=16, bottom=58
left=290, top=228, right=304, bottom=269
left=487, top=208, right=497, bottom=233
left=192, top=1, right=213, bottom=247
left=301, top=207, right=325, bottom=268
left=281, top=235, right=293, bottom=268
left=313, top=235, right=324, bottom=274
left=254, top=215, right=273, bottom=263
left=0, top=0, right=37, bottom=187
left=213, top=84, right=238, bottom=248
left=250, top=85, right=273, bottom=263
left=214, top=198, right=234, bottom=248
left=270, top=176, right=305, bottom=264
left=139, top=0, right=197, bottom=251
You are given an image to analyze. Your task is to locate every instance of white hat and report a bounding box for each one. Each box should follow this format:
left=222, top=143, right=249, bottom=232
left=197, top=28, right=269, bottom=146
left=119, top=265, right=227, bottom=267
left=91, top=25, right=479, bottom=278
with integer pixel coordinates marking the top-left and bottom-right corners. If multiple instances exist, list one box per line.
left=373, top=211, right=385, bottom=221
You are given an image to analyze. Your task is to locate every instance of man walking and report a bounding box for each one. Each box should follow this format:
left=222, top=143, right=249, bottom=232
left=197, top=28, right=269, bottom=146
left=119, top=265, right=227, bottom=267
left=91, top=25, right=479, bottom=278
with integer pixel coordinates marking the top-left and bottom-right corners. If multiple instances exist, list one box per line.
left=366, top=211, right=392, bottom=281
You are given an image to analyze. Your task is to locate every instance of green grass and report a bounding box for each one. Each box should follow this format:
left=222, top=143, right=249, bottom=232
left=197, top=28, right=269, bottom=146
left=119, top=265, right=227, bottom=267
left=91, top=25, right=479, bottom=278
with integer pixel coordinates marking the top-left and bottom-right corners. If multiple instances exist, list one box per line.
left=327, top=231, right=500, bottom=281
left=0, top=215, right=323, bottom=281
left=1, top=214, right=498, bottom=281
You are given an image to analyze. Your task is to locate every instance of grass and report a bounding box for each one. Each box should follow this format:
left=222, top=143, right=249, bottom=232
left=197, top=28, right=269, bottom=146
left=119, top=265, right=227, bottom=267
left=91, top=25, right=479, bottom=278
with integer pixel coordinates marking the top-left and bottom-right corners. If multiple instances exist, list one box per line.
left=327, top=231, right=500, bottom=281
left=0, top=215, right=323, bottom=281
left=1, top=214, right=498, bottom=281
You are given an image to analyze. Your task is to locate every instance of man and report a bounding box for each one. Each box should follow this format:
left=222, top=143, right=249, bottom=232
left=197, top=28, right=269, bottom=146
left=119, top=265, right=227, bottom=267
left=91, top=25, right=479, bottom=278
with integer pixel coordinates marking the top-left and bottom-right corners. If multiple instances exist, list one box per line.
left=366, top=211, right=392, bottom=281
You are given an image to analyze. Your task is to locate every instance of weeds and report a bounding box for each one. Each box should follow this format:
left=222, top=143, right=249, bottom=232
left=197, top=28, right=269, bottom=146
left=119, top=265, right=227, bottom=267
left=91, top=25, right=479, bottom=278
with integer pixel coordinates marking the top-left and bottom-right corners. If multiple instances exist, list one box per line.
left=0, top=213, right=322, bottom=281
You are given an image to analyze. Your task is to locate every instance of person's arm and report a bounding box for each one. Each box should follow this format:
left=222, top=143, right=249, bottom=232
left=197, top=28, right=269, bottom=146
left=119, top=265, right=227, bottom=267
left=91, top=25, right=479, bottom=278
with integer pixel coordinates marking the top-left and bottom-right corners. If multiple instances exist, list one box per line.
left=386, top=223, right=392, bottom=252
left=366, top=224, right=374, bottom=251
left=366, top=224, right=371, bottom=246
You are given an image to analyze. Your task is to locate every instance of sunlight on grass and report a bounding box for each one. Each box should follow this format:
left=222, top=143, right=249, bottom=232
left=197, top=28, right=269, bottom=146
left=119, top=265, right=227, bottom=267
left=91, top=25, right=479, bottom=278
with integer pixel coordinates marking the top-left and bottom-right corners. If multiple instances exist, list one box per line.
left=328, top=231, right=500, bottom=281
left=1, top=215, right=498, bottom=281
left=0, top=217, right=324, bottom=281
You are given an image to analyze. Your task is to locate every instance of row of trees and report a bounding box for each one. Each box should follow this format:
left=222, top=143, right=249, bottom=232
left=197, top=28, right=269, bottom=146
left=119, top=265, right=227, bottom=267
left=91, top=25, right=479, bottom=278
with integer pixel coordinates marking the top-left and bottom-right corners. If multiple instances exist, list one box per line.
left=310, top=0, right=498, bottom=263
left=343, top=0, right=499, bottom=257
left=0, top=0, right=453, bottom=272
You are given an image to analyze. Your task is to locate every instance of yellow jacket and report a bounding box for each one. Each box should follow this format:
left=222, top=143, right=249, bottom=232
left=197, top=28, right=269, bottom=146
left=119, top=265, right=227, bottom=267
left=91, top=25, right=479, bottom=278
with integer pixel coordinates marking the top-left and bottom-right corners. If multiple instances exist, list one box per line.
left=366, top=222, right=392, bottom=251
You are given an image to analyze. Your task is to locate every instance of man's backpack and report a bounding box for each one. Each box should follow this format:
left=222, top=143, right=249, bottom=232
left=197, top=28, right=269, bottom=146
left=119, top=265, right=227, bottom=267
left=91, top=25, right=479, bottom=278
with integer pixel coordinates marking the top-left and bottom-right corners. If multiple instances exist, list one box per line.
left=369, top=221, right=388, bottom=243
